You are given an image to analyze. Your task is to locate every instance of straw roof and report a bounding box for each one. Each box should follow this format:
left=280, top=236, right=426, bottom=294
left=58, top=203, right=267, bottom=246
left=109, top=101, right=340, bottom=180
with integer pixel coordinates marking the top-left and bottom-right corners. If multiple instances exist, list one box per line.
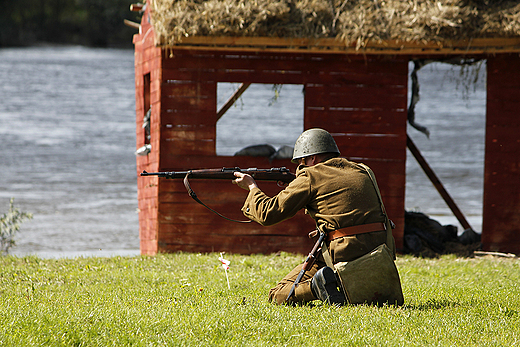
left=149, top=0, right=520, bottom=48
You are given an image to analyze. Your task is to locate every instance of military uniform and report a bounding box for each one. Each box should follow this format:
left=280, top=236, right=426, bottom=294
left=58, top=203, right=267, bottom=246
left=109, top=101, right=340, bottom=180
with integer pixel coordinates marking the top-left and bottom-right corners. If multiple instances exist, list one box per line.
left=241, top=157, right=389, bottom=304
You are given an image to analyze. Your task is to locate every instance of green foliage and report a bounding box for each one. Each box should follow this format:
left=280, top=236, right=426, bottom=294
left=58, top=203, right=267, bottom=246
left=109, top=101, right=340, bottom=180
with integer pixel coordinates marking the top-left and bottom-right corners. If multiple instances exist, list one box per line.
left=0, top=253, right=519, bottom=346
left=0, top=0, right=141, bottom=47
left=0, top=198, right=33, bottom=255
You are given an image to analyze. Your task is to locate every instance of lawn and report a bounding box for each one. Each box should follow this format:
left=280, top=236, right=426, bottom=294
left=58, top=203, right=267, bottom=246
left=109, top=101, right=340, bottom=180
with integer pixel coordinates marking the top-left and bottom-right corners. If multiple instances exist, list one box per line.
left=1, top=252, right=519, bottom=346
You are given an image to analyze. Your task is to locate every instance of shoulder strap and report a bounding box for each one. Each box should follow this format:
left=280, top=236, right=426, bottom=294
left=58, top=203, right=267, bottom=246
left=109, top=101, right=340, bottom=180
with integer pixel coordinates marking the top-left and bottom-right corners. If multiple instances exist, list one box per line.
left=357, top=163, right=397, bottom=259
left=322, top=241, right=335, bottom=268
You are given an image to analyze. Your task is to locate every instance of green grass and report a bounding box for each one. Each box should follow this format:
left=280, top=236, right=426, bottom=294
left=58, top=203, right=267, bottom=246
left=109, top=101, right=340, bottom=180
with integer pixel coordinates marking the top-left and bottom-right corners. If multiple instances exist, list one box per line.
left=1, top=253, right=519, bottom=346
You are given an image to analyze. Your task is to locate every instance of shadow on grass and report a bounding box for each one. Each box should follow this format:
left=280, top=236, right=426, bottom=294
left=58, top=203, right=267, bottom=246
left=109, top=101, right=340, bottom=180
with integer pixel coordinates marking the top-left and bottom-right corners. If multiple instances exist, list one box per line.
left=403, top=298, right=461, bottom=311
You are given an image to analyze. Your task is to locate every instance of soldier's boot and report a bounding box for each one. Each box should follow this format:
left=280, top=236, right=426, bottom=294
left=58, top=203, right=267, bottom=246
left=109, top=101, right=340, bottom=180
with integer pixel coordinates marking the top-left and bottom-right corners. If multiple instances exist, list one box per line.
left=310, top=267, right=347, bottom=306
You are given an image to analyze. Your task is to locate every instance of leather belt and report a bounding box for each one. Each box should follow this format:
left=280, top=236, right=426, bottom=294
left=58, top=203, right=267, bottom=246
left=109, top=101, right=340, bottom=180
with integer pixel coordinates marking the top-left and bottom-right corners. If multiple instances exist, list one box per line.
left=327, top=222, right=386, bottom=242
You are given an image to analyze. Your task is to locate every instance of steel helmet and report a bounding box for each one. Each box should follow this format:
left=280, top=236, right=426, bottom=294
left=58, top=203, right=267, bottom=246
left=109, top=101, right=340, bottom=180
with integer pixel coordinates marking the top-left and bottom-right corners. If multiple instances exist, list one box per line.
left=291, top=128, right=340, bottom=163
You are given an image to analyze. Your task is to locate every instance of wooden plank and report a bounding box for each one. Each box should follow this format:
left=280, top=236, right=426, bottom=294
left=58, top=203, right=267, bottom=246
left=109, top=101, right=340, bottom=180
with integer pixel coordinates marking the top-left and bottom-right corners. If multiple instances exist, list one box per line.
left=487, top=54, right=520, bottom=88
left=485, top=133, right=520, bottom=154
left=484, top=156, right=520, bottom=174
left=482, top=54, right=520, bottom=254
left=161, top=126, right=216, bottom=142
left=161, top=36, right=520, bottom=55
left=157, top=212, right=312, bottom=235
left=160, top=79, right=216, bottom=113
left=486, top=124, right=520, bottom=144
left=159, top=182, right=285, bottom=200
left=306, top=118, right=406, bottom=136
left=161, top=68, right=306, bottom=85
left=159, top=137, right=216, bottom=156
left=335, top=144, right=406, bottom=162
left=160, top=112, right=217, bottom=127
left=158, top=185, right=246, bottom=204
left=161, top=80, right=215, bottom=97
left=137, top=181, right=160, bottom=200
left=333, top=134, right=404, bottom=151
left=140, top=240, right=158, bottom=255
left=157, top=229, right=312, bottom=245
left=160, top=51, right=408, bottom=85
left=157, top=230, right=313, bottom=248
left=163, top=51, right=407, bottom=75
left=160, top=93, right=216, bottom=112
left=161, top=66, right=409, bottom=86
left=304, top=107, right=407, bottom=125
left=487, top=85, right=520, bottom=102
left=157, top=236, right=314, bottom=255
left=483, top=182, right=520, bottom=203
left=307, top=83, right=407, bottom=96
left=305, top=119, right=404, bottom=135
left=486, top=99, right=520, bottom=117
left=485, top=100, right=520, bottom=125
left=305, top=92, right=406, bottom=110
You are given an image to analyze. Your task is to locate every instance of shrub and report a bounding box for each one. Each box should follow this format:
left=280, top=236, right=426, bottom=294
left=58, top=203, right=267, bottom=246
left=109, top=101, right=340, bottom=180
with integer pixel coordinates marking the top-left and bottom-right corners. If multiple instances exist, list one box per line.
left=0, top=198, right=33, bottom=255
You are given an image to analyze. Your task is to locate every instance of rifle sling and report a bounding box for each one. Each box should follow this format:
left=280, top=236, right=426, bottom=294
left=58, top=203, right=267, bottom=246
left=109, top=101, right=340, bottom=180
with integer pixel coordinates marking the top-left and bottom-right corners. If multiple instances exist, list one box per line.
left=183, top=172, right=252, bottom=224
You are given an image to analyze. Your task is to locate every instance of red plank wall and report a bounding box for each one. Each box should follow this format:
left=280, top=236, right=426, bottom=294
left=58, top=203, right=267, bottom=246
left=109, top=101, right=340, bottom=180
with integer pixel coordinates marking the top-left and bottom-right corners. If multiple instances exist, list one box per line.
left=482, top=54, right=520, bottom=253
left=133, top=14, right=162, bottom=255
left=139, top=50, right=408, bottom=255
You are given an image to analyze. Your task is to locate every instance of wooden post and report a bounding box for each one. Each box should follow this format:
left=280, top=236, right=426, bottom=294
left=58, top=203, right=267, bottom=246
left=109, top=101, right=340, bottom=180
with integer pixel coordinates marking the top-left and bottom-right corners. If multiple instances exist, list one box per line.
left=216, top=83, right=251, bottom=121
left=407, top=134, right=474, bottom=231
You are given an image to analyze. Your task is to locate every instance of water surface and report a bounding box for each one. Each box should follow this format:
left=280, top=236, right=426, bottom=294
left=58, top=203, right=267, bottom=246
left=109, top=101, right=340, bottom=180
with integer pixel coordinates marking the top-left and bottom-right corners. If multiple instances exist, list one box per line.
left=0, top=47, right=485, bottom=257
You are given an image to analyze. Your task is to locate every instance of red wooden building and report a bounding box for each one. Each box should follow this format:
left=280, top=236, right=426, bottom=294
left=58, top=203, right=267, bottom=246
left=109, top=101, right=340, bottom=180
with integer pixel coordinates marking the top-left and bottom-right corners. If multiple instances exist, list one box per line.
left=132, top=3, right=520, bottom=255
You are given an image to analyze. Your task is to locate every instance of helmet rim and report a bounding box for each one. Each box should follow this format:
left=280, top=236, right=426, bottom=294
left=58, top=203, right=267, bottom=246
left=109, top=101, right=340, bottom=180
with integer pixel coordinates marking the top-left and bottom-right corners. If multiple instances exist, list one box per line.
left=291, top=128, right=340, bottom=164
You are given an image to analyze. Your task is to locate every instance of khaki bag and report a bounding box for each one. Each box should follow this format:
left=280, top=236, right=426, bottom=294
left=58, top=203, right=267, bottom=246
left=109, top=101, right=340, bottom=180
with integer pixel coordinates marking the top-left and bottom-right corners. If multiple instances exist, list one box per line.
left=331, top=243, right=404, bottom=306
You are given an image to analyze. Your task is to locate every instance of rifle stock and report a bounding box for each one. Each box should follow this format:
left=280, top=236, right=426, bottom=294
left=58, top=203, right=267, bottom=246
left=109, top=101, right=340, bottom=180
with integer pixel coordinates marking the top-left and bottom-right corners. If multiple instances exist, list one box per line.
left=140, top=167, right=295, bottom=184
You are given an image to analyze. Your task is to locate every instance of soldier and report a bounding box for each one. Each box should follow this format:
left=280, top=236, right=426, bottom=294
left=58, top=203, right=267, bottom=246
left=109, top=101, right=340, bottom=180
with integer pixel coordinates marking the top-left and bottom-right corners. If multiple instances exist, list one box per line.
left=233, top=128, right=396, bottom=305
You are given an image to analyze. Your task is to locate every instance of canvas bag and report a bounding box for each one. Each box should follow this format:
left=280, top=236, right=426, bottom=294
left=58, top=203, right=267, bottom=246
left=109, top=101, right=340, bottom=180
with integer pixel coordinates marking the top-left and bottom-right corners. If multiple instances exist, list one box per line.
left=323, top=242, right=404, bottom=305
left=321, top=163, right=404, bottom=306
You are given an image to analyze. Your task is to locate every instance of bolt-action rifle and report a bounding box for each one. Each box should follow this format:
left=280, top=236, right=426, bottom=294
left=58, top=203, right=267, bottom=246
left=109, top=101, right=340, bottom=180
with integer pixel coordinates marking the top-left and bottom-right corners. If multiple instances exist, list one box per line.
left=140, top=167, right=295, bottom=222
left=140, top=167, right=295, bottom=183
left=286, top=230, right=326, bottom=302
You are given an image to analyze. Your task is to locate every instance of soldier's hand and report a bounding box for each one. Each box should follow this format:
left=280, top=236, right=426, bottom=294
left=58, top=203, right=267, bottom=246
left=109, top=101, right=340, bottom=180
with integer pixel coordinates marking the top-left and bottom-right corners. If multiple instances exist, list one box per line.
left=233, top=172, right=258, bottom=191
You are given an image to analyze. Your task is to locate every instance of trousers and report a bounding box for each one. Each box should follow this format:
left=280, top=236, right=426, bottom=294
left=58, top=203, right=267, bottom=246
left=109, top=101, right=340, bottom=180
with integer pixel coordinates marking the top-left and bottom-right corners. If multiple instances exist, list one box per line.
left=268, top=260, right=327, bottom=305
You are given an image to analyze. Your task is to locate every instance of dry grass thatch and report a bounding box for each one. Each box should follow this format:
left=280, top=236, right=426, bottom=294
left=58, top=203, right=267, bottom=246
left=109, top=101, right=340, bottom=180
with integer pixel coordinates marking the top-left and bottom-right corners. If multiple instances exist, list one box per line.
left=149, top=0, right=520, bottom=48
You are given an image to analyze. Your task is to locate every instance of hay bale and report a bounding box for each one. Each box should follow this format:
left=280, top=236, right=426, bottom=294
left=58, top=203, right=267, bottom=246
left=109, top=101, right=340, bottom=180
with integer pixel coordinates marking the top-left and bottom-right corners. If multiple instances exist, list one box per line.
left=149, top=0, right=520, bottom=48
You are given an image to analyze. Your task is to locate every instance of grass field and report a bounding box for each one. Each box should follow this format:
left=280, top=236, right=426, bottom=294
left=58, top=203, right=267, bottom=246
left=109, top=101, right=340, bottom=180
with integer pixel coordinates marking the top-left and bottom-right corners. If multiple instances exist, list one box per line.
left=1, top=252, right=519, bottom=346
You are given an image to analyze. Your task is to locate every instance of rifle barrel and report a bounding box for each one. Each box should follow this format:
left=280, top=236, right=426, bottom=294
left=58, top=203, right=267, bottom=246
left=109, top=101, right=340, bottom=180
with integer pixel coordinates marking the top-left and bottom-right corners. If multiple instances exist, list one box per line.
left=140, top=167, right=295, bottom=183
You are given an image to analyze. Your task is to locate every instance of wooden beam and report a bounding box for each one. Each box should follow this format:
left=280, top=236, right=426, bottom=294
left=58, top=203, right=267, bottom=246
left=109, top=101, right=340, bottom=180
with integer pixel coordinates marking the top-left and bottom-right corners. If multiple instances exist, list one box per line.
left=159, top=36, right=520, bottom=55
left=216, top=83, right=251, bottom=121
left=406, top=135, right=474, bottom=232
left=124, top=19, right=141, bottom=30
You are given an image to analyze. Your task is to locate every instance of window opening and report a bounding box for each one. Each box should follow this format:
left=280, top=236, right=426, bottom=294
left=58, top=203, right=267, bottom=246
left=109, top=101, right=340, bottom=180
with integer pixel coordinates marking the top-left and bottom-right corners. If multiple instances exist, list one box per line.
left=216, top=83, right=304, bottom=159
left=143, top=73, right=151, bottom=145
left=405, top=61, right=486, bottom=234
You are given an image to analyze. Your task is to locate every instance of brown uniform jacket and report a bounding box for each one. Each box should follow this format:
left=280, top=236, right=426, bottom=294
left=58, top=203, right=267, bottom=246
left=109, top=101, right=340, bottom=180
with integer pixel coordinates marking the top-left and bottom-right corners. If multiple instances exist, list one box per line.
left=242, top=157, right=388, bottom=263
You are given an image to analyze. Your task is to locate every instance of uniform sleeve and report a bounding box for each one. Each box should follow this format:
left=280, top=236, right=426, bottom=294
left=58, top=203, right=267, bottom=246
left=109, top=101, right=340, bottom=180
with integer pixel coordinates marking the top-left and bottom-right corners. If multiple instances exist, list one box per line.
left=241, top=174, right=312, bottom=226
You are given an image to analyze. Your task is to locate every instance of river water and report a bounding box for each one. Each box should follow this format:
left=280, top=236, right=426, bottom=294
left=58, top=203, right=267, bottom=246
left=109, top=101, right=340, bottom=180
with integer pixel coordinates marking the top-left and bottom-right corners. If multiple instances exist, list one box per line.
left=0, top=46, right=485, bottom=257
